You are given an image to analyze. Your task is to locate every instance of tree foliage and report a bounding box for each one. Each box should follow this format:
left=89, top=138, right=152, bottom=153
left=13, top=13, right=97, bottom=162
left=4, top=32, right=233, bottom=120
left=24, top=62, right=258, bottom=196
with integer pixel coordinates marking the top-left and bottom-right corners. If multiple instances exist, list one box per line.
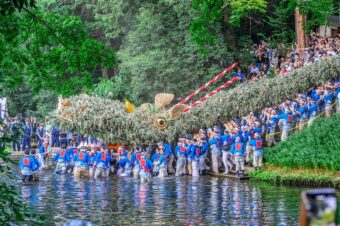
left=0, top=9, right=116, bottom=96
left=0, top=0, right=36, bottom=15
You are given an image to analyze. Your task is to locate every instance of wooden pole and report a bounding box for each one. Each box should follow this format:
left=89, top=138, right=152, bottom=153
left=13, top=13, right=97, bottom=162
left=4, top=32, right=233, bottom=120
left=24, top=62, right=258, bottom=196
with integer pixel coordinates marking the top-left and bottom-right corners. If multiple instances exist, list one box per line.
left=295, top=7, right=307, bottom=52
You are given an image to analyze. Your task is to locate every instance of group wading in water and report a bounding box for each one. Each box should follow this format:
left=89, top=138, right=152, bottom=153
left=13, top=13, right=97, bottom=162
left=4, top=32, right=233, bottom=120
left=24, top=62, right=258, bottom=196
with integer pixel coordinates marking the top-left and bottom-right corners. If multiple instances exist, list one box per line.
left=17, top=33, right=340, bottom=183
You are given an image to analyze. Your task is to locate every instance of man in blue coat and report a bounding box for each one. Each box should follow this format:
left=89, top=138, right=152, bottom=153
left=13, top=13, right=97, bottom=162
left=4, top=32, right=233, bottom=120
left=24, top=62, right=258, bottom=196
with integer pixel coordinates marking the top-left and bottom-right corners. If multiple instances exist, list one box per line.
left=117, top=152, right=131, bottom=177
left=139, top=152, right=154, bottom=183
left=20, top=150, right=35, bottom=182
left=175, top=139, right=188, bottom=176
left=53, top=145, right=71, bottom=174
left=249, top=133, right=264, bottom=170
left=277, top=109, right=295, bottom=141
left=221, top=130, right=233, bottom=175
left=93, top=147, right=111, bottom=179
left=73, top=144, right=90, bottom=178
left=231, top=137, right=246, bottom=177
left=22, top=118, right=32, bottom=151
left=30, top=149, right=40, bottom=181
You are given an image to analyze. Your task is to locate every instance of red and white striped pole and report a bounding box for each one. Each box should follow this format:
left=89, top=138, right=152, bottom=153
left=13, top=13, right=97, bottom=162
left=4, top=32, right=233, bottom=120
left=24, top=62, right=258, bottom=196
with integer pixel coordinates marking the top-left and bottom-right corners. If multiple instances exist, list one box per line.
left=177, top=63, right=238, bottom=105
left=182, top=77, right=239, bottom=112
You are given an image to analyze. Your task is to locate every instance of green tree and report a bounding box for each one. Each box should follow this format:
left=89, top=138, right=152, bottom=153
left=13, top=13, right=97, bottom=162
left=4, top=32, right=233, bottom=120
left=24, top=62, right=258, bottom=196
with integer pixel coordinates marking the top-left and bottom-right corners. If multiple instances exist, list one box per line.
left=0, top=10, right=116, bottom=96
left=116, top=1, right=230, bottom=104
left=266, top=0, right=295, bottom=43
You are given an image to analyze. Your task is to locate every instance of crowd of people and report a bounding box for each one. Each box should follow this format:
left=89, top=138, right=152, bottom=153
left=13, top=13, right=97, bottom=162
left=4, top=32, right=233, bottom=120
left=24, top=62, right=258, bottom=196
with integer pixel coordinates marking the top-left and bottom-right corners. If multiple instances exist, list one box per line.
left=234, top=33, right=340, bottom=81
left=17, top=33, right=340, bottom=183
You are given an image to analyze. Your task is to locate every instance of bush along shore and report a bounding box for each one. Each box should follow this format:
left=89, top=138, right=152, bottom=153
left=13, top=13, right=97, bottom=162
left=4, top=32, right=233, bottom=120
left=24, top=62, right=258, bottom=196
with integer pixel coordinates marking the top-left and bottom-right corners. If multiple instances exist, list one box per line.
left=250, top=113, right=340, bottom=188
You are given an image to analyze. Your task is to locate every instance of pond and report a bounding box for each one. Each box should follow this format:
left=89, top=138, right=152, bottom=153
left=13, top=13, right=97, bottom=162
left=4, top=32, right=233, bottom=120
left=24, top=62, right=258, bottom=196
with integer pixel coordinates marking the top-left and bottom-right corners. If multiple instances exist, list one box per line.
left=20, top=172, right=340, bottom=225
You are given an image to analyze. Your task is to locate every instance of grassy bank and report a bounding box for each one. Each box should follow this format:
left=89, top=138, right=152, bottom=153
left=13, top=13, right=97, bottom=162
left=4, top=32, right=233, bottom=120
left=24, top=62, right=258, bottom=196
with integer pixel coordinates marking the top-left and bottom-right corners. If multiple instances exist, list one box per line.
left=251, top=113, right=340, bottom=187
left=250, top=166, right=340, bottom=188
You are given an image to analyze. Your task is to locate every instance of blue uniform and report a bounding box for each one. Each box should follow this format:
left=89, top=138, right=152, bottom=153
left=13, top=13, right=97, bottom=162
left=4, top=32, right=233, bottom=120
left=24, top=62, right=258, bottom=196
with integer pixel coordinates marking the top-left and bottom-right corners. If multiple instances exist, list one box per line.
left=22, top=124, right=32, bottom=150
left=277, top=113, right=295, bottom=125
left=39, top=146, right=48, bottom=154
left=231, top=142, right=246, bottom=156
left=20, top=155, right=35, bottom=174
left=132, top=152, right=142, bottom=166
left=73, top=151, right=90, bottom=168
left=297, top=105, right=308, bottom=120
left=53, top=150, right=71, bottom=163
left=139, top=158, right=153, bottom=173
left=95, top=152, right=111, bottom=168
left=67, top=147, right=78, bottom=159
left=152, top=153, right=161, bottom=163
left=89, top=152, right=98, bottom=166
left=249, top=138, right=264, bottom=158
left=163, top=143, right=173, bottom=157
left=176, top=146, right=189, bottom=158
left=51, top=126, right=60, bottom=147
left=31, top=156, right=40, bottom=172
left=118, top=157, right=131, bottom=168
left=189, top=145, right=202, bottom=161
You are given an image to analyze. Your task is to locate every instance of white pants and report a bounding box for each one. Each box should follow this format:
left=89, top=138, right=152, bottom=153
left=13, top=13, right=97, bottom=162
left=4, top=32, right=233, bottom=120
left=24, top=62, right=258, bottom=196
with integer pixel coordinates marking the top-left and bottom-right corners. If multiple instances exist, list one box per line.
left=133, top=166, right=140, bottom=178
left=158, top=164, right=168, bottom=178
left=222, top=151, right=233, bottom=173
left=281, top=124, right=291, bottom=141
left=211, top=152, right=220, bottom=173
left=234, top=156, right=245, bottom=171
left=94, top=167, right=109, bottom=179
left=192, top=160, right=199, bottom=177
left=140, top=170, right=151, bottom=183
left=253, top=156, right=263, bottom=168
left=175, top=158, right=186, bottom=176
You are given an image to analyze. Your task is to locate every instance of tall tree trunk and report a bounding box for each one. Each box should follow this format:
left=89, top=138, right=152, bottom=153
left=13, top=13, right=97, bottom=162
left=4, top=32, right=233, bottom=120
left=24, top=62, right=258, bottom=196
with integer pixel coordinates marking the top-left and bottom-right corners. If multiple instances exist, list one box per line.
left=295, top=8, right=308, bottom=51
left=223, top=9, right=236, bottom=47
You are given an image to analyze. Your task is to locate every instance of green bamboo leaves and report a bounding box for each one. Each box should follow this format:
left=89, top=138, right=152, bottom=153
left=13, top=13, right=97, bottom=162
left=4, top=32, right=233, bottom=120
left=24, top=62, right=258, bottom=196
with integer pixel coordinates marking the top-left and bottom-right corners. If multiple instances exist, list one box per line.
left=56, top=56, right=340, bottom=144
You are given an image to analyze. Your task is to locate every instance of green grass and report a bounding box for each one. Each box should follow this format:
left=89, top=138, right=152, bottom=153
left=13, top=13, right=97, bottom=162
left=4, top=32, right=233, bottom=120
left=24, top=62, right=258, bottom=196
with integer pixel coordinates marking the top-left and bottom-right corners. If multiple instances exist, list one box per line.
left=264, top=113, right=340, bottom=170
left=250, top=166, right=340, bottom=188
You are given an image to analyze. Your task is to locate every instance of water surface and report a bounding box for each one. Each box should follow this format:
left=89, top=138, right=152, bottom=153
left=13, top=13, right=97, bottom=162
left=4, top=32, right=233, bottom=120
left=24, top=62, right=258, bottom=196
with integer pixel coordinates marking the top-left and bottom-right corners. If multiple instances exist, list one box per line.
left=20, top=172, right=339, bottom=225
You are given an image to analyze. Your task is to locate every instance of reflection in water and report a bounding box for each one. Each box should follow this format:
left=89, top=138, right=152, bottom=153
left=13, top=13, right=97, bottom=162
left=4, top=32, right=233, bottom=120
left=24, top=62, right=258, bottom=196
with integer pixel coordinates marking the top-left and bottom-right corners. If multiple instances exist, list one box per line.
left=19, top=171, right=340, bottom=225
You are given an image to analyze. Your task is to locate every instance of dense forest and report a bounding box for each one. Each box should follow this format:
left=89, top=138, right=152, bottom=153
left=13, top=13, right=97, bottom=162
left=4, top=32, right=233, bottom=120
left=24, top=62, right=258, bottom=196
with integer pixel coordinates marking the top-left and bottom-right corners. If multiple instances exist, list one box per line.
left=0, top=0, right=338, bottom=116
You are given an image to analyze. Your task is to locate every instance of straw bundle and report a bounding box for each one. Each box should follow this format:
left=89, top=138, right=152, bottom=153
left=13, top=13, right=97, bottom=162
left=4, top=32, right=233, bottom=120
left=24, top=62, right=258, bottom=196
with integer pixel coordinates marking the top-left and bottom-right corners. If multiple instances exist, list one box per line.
left=154, top=93, right=174, bottom=109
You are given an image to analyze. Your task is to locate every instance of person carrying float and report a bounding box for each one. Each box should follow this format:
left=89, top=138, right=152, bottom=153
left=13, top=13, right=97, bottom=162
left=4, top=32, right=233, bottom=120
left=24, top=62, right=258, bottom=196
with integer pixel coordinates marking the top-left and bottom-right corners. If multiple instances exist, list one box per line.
left=249, top=133, right=263, bottom=170
left=139, top=152, right=154, bottom=183
left=88, top=145, right=98, bottom=177
left=93, top=147, right=111, bottom=179
left=185, top=137, right=194, bottom=175
left=66, top=143, right=78, bottom=174
left=30, top=149, right=40, bottom=181
left=158, top=142, right=174, bottom=174
left=38, top=141, right=51, bottom=169
left=117, top=150, right=132, bottom=177
left=158, top=148, right=168, bottom=178
left=208, top=132, right=222, bottom=173
left=198, top=133, right=209, bottom=175
left=19, top=150, right=35, bottom=182
left=175, top=138, right=188, bottom=176
left=73, top=144, right=90, bottom=178
left=131, top=146, right=142, bottom=178
left=53, top=144, right=71, bottom=174
left=221, top=130, right=233, bottom=175
left=189, top=139, right=201, bottom=177
left=231, top=136, right=246, bottom=177
left=152, top=148, right=161, bottom=176
left=277, top=109, right=295, bottom=141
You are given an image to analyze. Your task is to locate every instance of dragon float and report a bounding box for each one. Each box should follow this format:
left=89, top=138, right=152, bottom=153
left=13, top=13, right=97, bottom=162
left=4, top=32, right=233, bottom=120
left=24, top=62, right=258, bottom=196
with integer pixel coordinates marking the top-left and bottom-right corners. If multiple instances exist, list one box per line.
left=56, top=57, right=340, bottom=144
